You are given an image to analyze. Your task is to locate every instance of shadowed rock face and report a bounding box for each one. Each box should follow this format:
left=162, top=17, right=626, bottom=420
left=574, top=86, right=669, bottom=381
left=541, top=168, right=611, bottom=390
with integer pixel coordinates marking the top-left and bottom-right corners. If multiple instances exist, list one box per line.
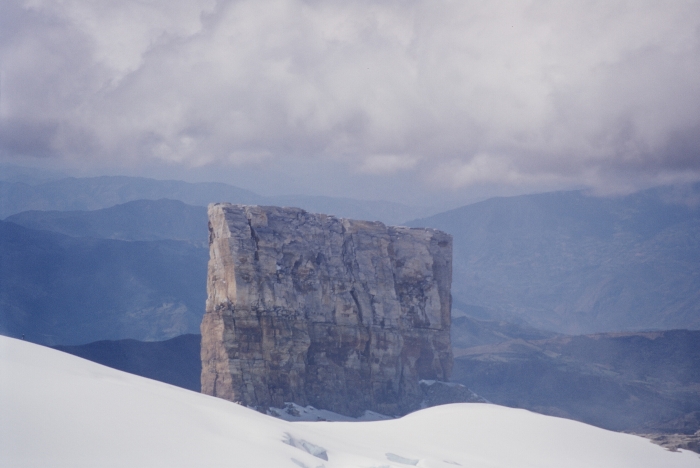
left=201, top=204, right=453, bottom=416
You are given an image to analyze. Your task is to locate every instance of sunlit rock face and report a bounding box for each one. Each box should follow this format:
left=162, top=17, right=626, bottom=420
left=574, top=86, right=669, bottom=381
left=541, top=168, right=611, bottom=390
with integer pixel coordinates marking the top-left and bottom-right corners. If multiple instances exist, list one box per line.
left=201, top=203, right=453, bottom=416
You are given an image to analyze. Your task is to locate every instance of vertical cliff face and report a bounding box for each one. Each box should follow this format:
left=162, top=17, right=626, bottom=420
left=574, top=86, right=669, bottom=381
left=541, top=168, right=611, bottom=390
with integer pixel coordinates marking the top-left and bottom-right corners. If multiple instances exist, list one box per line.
left=201, top=203, right=453, bottom=416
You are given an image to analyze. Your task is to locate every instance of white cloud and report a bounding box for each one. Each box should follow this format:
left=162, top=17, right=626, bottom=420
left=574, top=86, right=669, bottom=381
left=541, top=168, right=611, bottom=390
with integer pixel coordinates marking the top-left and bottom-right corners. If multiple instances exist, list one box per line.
left=1, top=0, right=700, bottom=195
left=359, top=154, right=419, bottom=174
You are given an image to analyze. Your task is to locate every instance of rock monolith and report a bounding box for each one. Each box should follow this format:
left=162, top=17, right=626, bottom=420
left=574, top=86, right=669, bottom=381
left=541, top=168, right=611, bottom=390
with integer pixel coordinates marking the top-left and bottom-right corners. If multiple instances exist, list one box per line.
left=201, top=204, right=453, bottom=416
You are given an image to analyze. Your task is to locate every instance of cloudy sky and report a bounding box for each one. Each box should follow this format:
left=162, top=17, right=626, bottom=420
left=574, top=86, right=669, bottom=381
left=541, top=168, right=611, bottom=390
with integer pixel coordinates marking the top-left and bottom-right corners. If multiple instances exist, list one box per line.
left=1, top=0, right=699, bottom=205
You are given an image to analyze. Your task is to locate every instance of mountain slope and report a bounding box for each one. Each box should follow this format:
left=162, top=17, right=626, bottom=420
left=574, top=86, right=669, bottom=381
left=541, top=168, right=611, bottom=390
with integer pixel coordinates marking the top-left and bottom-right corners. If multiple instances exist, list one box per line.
left=6, top=199, right=209, bottom=244
left=2, top=336, right=696, bottom=468
left=451, top=330, right=700, bottom=434
left=451, top=314, right=560, bottom=348
left=409, top=186, right=700, bottom=333
left=0, top=220, right=207, bottom=345
left=53, top=334, right=202, bottom=392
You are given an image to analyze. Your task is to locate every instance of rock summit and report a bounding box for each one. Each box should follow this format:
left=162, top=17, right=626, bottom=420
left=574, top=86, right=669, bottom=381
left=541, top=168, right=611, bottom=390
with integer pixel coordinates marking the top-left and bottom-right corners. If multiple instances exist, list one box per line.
left=201, top=204, right=453, bottom=416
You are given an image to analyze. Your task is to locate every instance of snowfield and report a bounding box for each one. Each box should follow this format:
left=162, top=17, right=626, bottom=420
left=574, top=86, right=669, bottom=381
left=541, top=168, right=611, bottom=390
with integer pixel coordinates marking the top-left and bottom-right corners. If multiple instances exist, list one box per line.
left=1, top=336, right=698, bottom=468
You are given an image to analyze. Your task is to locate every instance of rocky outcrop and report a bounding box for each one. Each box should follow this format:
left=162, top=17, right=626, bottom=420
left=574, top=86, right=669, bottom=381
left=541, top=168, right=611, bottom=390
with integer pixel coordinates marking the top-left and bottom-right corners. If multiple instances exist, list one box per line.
left=201, top=204, right=453, bottom=416
left=419, top=380, right=487, bottom=408
left=636, top=432, right=700, bottom=454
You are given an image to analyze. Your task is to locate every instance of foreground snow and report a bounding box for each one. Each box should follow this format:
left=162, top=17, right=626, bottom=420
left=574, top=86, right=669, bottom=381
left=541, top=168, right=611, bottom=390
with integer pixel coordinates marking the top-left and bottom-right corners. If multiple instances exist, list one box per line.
left=1, top=336, right=698, bottom=468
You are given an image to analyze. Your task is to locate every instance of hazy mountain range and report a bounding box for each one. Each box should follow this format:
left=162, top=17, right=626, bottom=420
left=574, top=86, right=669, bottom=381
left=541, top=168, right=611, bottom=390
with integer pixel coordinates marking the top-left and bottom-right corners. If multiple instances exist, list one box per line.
left=0, top=220, right=207, bottom=345
left=451, top=329, right=700, bottom=434
left=2, top=174, right=699, bottom=345
left=410, top=185, right=700, bottom=334
left=6, top=199, right=209, bottom=246
left=0, top=171, right=430, bottom=225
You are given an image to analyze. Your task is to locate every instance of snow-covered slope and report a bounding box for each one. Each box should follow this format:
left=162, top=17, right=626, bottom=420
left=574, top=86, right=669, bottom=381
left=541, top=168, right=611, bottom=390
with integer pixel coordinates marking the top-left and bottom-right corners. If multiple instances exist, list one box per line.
left=1, top=336, right=698, bottom=468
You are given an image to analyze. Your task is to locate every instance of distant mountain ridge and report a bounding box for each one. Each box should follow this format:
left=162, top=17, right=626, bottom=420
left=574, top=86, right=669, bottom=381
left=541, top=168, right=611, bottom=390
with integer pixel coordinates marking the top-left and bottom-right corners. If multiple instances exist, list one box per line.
left=409, top=185, right=700, bottom=334
left=0, top=174, right=430, bottom=225
left=0, top=175, right=259, bottom=216
left=3, top=177, right=700, bottom=343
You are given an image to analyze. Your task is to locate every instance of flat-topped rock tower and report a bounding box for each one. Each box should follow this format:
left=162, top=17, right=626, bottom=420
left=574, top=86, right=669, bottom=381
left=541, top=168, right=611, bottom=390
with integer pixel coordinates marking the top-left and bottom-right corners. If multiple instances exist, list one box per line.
left=201, top=203, right=453, bottom=416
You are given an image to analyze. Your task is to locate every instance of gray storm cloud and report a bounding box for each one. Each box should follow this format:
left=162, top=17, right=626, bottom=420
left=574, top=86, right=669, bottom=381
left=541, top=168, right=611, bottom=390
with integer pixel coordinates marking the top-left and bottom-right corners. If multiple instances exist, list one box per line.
left=1, top=0, right=699, bottom=194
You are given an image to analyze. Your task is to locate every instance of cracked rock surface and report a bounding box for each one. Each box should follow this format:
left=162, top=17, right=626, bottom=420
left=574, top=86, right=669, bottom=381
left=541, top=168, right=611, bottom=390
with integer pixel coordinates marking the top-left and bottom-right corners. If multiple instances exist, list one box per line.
left=201, top=204, right=453, bottom=416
